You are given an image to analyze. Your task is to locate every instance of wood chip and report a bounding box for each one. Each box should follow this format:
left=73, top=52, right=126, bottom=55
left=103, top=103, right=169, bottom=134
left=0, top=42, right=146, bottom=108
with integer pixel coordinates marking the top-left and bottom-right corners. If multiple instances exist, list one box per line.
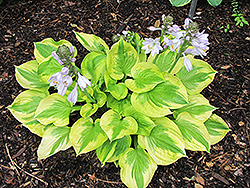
left=12, top=146, right=26, bottom=159
left=234, top=168, right=243, bottom=176
left=220, top=65, right=231, bottom=69
left=212, top=172, right=230, bottom=185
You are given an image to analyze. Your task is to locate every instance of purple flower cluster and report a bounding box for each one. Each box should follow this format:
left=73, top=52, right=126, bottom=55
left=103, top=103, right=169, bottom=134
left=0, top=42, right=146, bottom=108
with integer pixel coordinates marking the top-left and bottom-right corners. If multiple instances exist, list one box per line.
left=142, top=16, right=210, bottom=71
left=48, top=46, right=92, bottom=104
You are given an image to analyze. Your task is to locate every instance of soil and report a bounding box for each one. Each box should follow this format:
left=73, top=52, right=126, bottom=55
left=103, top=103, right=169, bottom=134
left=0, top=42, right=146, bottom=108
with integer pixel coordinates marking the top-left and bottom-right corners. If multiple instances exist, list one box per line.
left=0, top=0, right=249, bottom=187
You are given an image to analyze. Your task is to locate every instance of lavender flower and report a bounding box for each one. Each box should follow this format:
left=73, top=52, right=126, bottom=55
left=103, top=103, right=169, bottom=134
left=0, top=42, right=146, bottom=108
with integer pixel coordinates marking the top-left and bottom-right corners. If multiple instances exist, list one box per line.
left=52, top=51, right=64, bottom=65
left=183, top=53, right=193, bottom=72
left=142, top=38, right=163, bottom=57
left=67, top=83, right=78, bottom=105
left=77, top=72, right=92, bottom=91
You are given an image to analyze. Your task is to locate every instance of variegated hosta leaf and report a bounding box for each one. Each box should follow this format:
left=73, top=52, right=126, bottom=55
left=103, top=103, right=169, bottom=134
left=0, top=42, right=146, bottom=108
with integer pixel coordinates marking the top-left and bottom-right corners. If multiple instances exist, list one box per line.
left=34, top=38, right=76, bottom=64
left=23, top=120, right=52, bottom=137
left=37, top=125, right=72, bottom=160
left=106, top=136, right=132, bottom=162
left=107, top=38, right=140, bottom=80
left=35, top=93, right=73, bottom=127
left=69, top=118, right=108, bottom=155
left=175, top=57, right=217, bottom=95
left=100, top=109, right=138, bottom=142
left=93, top=87, right=107, bottom=107
left=207, top=0, right=222, bottom=6
left=123, top=104, right=156, bottom=137
left=174, top=112, right=211, bottom=152
left=119, top=147, right=157, bottom=188
left=107, top=95, right=156, bottom=136
left=104, top=72, right=128, bottom=100
left=204, top=114, right=230, bottom=145
left=15, top=60, right=49, bottom=91
left=139, top=50, right=147, bottom=62
left=125, top=62, right=164, bottom=93
left=74, top=31, right=109, bottom=53
left=81, top=52, right=106, bottom=85
left=8, top=90, right=48, bottom=124
left=173, top=94, right=217, bottom=122
left=80, top=103, right=98, bottom=118
left=37, top=55, right=63, bottom=84
left=138, top=117, right=186, bottom=165
left=169, top=0, right=191, bottom=7
left=96, top=139, right=117, bottom=166
left=150, top=50, right=176, bottom=72
left=107, top=94, right=131, bottom=114
left=131, top=72, right=188, bottom=117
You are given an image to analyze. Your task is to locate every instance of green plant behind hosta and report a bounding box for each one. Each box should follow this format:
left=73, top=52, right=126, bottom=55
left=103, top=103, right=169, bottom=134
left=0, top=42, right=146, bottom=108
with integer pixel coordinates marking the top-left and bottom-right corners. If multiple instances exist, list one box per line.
left=8, top=31, right=229, bottom=188
left=169, top=0, right=222, bottom=7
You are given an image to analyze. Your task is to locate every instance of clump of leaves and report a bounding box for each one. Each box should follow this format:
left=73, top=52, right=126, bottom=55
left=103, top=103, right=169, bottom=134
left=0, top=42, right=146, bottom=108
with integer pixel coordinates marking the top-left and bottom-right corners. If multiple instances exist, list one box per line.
left=8, top=16, right=230, bottom=188
left=220, top=24, right=230, bottom=33
left=231, top=0, right=249, bottom=27
left=169, top=0, right=222, bottom=7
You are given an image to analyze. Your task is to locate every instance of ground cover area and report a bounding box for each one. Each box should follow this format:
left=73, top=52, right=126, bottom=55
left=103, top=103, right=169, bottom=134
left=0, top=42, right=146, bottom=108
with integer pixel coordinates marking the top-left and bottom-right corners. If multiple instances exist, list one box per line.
left=0, top=0, right=249, bottom=187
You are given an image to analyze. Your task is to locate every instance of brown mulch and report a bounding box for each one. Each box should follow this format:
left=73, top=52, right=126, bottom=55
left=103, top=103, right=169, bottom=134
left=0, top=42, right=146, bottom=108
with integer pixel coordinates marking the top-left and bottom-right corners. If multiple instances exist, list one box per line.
left=0, top=0, right=249, bottom=187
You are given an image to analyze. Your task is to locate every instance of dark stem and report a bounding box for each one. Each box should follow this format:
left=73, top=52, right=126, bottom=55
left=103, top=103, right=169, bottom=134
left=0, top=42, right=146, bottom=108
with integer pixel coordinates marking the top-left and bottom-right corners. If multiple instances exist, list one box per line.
left=188, top=0, right=198, bottom=19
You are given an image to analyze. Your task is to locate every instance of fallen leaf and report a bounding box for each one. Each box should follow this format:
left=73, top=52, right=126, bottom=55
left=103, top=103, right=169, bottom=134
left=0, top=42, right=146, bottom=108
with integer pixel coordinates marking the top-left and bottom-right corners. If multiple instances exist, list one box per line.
left=194, top=183, right=203, bottom=188
left=15, top=42, right=21, bottom=47
left=111, top=13, right=117, bottom=21
left=234, top=168, right=243, bottom=176
left=224, top=165, right=230, bottom=171
left=212, top=172, right=230, bottom=185
left=6, top=177, right=15, bottom=185
left=206, top=161, right=214, bottom=167
left=234, top=154, right=242, bottom=161
left=154, top=20, right=161, bottom=27
left=196, top=175, right=205, bottom=185
left=89, top=173, right=96, bottom=180
left=238, top=121, right=244, bottom=126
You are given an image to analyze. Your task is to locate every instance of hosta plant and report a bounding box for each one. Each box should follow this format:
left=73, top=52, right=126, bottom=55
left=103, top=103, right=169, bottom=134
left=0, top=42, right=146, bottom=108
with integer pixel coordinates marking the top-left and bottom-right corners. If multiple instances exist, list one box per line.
left=169, top=0, right=222, bottom=7
left=8, top=15, right=230, bottom=188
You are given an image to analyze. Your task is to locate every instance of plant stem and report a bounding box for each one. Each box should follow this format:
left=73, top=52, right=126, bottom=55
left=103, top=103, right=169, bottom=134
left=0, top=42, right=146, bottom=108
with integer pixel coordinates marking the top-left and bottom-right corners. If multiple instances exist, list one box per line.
left=132, top=135, right=138, bottom=149
left=84, top=89, right=96, bottom=103
left=188, top=0, right=198, bottom=19
left=168, top=52, right=182, bottom=73
left=72, top=105, right=82, bottom=111
left=168, top=41, right=189, bottom=73
left=98, top=67, right=106, bottom=88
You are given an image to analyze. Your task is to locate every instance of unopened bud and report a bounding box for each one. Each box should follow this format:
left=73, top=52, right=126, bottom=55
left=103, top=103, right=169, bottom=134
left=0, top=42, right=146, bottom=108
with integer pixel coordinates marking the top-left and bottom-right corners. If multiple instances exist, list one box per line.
left=163, top=15, right=173, bottom=25
left=112, top=35, right=120, bottom=42
left=189, top=22, right=199, bottom=33
left=57, top=45, right=71, bottom=60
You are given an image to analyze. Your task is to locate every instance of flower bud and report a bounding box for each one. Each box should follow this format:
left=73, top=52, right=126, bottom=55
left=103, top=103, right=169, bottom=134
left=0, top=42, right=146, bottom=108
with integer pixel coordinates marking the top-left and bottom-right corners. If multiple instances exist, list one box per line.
left=112, top=35, right=120, bottom=42
left=163, top=15, right=173, bottom=25
left=188, top=22, right=199, bottom=33
left=56, top=45, right=72, bottom=60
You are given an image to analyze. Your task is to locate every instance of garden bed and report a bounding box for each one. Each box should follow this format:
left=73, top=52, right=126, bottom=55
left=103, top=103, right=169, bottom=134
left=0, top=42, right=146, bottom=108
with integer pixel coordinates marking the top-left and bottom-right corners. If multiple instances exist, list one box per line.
left=0, top=0, right=249, bottom=187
